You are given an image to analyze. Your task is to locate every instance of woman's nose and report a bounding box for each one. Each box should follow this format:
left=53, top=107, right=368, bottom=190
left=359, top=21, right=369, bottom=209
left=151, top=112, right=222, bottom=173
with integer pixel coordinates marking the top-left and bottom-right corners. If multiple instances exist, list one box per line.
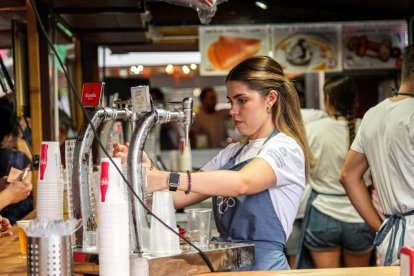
left=229, top=104, right=238, bottom=116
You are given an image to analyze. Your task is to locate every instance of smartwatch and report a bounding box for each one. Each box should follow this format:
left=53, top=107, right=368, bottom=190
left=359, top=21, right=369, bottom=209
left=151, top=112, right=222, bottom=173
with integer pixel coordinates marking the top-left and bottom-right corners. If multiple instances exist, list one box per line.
left=168, top=172, right=180, bottom=192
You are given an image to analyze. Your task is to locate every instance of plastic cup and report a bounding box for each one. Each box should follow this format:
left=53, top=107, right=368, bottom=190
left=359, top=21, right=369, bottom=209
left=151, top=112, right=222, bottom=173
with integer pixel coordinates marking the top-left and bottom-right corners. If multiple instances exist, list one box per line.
left=184, top=208, right=212, bottom=249
left=149, top=191, right=181, bottom=256
left=38, top=141, right=62, bottom=181
left=16, top=220, right=30, bottom=255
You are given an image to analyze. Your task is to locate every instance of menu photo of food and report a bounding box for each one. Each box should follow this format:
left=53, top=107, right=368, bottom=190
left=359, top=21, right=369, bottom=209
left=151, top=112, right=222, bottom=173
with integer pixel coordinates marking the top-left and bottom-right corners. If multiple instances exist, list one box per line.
left=342, top=21, right=407, bottom=70
left=273, top=33, right=341, bottom=73
left=343, top=34, right=405, bottom=70
left=208, top=36, right=262, bottom=71
left=199, top=26, right=270, bottom=76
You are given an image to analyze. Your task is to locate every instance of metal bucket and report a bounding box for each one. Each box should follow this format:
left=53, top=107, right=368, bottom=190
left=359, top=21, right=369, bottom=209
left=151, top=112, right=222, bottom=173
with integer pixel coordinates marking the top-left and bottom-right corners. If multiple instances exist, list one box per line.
left=27, top=236, right=73, bottom=276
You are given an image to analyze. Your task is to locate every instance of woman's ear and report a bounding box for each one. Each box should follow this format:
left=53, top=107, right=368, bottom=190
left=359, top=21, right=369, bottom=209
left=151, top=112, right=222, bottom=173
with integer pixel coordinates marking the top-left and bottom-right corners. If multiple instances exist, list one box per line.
left=267, top=90, right=279, bottom=107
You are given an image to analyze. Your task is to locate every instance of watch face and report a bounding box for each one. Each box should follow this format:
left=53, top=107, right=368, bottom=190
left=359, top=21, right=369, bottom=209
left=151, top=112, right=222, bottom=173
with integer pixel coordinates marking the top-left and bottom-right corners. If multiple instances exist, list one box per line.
left=169, top=172, right=180, bottom=185
left=169, top=172, right=180, bottom=191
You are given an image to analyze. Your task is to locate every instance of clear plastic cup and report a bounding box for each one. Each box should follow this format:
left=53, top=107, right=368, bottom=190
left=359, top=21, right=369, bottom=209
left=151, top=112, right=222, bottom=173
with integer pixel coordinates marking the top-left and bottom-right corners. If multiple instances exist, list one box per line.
left=149, top=191, right=181, bottom=256
left=184, top=208, right=212, bottom=249
left=16, top=220, right=30, bottom=255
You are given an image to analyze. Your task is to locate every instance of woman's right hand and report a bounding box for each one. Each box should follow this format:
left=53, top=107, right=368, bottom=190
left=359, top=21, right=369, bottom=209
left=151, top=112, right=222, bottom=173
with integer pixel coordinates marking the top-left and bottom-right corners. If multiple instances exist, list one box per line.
left=113, top=143, right=129, bottom=165
left=113, top=143, right=152, bottom=168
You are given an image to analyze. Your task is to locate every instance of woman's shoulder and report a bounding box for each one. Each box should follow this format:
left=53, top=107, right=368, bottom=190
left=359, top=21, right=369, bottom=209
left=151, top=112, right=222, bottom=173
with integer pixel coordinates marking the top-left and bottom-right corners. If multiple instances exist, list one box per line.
left=266, top=132, right=304, bottom=156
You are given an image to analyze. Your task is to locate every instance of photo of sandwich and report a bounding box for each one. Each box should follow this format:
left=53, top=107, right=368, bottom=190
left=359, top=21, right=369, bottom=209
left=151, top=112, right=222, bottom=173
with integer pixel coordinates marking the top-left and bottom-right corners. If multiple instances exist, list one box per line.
left=208, top=35, right=262, bottom=71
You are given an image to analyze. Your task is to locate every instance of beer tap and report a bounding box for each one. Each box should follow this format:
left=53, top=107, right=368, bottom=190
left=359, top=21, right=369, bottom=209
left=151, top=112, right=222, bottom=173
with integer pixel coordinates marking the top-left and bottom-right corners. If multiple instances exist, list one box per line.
left=128, top=95, right=194, bottom=253
left=72, top=83, right=135, bottom=250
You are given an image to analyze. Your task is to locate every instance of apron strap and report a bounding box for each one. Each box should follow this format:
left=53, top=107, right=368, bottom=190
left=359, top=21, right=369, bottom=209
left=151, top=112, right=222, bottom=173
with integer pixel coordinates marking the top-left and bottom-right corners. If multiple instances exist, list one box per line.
left=374, top=209, right=414, bottom=265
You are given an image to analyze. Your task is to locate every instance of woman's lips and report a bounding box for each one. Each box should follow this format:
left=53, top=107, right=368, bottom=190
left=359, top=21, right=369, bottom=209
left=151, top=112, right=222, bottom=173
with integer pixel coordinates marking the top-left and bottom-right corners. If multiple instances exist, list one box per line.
left=233, top=120, right=242, bottom=127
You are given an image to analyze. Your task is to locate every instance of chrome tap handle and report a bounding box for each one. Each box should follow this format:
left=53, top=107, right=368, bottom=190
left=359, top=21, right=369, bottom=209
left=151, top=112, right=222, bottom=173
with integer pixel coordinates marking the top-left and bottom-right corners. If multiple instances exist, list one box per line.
left=182, top=98, right=193, bottom=147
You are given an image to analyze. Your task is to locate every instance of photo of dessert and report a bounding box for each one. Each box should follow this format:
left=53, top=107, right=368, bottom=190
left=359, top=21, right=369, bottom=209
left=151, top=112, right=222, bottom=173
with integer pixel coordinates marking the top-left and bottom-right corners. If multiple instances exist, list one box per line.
left=274, top=34, right=338, bottom=72
left=207, top=35, right=262, bottom=71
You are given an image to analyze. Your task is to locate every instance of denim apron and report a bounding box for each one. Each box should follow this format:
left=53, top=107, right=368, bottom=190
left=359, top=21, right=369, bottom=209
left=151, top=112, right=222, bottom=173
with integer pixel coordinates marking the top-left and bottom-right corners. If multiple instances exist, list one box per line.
left=212, top=129, right=289, bottom=271
left=374, top=210, right=414, bottom=265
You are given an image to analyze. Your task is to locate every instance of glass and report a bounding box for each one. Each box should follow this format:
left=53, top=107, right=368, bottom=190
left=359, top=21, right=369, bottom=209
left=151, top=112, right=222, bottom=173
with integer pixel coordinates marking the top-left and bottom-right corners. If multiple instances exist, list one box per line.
left=16, top=220, right=29, bottom=255
left=184, top=208, right=212, bottom=249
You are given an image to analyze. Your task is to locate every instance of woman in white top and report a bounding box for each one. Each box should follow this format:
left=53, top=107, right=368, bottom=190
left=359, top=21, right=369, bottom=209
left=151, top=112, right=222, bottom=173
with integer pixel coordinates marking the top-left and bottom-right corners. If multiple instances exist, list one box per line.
left=115, top=56, right=312, bottom=270
left=298, top=77, right=375, bottom=268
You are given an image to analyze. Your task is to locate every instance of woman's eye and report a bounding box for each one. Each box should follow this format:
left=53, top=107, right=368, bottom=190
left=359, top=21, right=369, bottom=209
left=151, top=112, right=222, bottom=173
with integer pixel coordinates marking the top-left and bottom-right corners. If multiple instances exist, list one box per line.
left=238, top=98, right=247, bottom=104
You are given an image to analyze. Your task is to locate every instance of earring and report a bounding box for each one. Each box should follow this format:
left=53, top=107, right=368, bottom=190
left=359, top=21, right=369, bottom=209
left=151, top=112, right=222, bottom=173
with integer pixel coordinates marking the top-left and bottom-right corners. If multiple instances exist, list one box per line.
left=267, top=106, right=271, bottom=113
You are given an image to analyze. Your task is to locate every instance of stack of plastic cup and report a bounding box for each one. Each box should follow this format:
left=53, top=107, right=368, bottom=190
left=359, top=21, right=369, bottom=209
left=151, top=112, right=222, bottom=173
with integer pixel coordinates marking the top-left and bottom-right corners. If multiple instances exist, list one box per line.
left=98, top=157, right=129, bottom=276
left=150, top=191, right=181, bottom=256
left=36, top=141, right=63, bottom=220
left=130, top=256, right=149, bottom=276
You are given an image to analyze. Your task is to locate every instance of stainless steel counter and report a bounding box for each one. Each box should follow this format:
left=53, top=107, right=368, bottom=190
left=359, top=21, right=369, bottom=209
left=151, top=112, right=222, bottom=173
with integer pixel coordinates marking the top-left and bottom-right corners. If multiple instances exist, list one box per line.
left=74, top=241, right=255, bottom=276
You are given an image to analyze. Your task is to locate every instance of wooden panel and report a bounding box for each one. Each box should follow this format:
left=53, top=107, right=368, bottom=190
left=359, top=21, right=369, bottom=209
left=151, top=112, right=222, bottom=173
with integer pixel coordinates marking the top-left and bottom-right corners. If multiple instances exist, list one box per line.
left=26, top=0, right=43, bottom=206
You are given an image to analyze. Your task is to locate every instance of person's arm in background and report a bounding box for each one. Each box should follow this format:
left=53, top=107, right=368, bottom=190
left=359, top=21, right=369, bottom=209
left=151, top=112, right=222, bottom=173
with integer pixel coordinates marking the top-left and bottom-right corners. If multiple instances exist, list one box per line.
left=339, top=150, right=382, bottom=231
left=0, top=215, right=12, bottom=238
left=0, top=172, right=32, bottom=211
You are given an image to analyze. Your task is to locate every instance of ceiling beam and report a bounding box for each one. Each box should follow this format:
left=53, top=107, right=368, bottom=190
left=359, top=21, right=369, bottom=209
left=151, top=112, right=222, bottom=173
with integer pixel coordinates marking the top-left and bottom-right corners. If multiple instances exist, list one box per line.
left=72, top=26, right=148, bottom=33
left=53, top=6, right=145, bottom=14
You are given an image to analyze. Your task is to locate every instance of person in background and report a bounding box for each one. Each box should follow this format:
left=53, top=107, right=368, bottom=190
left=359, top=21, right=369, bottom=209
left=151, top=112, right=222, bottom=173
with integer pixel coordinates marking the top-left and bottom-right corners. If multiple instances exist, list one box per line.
left=150, top=87, right=180, bottom=150
left=116, top=56, right=312, bottom=270
left=284, top=82, right=326, bottom=268
left=190, top=87, right=229, bottom=148
left=295, top=81, right=326, bottom=124
left=296, top=76, right=375, bottom=268
left=0, top=95, right=33, bottom=225
left=340, top=45, right=414, bottom=266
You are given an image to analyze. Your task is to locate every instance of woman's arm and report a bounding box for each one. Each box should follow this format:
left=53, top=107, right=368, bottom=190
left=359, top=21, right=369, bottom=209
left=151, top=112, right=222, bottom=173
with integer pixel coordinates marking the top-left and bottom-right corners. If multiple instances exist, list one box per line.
left=148, top=158, right=277, bottom=198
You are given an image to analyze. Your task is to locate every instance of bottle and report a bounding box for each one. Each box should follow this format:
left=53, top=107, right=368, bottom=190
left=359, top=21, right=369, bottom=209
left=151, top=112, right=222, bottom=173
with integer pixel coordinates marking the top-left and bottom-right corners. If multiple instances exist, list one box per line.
left=178, top=137, right=192, bottom=172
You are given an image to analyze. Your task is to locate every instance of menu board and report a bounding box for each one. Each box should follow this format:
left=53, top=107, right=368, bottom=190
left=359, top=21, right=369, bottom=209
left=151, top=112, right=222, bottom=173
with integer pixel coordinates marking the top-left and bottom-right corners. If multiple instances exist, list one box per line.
left=271, top=23, right=342, bottom=73
left=199, top=25, right=270, bottom=76
left=342, top=20, right=407, bottom=70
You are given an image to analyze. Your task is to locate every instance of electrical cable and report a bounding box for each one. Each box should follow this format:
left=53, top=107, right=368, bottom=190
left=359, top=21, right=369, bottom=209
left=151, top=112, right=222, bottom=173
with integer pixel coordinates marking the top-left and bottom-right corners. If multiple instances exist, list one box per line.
left=28, top=0, right=215, bottom=271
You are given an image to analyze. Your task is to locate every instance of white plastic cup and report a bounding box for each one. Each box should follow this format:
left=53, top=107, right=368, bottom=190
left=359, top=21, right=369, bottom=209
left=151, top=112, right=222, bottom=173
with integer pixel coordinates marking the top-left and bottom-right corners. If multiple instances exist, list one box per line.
left=99, top=158, right=126, bottom=203
left=149, top=191, right=181, bottom=256
left=36, top=179, right=64, bottom=220
left=38, top=141, right=62, bottom=181
left=178, top=138, right=192, bottom=172
left=185, top=208, right=212, bottom=249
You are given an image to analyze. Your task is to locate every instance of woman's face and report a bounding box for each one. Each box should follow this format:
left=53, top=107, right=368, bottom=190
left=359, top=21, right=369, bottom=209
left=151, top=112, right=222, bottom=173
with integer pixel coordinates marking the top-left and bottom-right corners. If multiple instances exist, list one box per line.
left=227, top=81, right=275, bottom=139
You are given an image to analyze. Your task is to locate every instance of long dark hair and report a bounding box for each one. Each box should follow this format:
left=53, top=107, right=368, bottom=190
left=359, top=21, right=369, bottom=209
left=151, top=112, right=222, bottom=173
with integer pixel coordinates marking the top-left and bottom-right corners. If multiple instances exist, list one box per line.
left=226, top=56, right=312, bottom=178
left=323, top=76, right=357, bottom=147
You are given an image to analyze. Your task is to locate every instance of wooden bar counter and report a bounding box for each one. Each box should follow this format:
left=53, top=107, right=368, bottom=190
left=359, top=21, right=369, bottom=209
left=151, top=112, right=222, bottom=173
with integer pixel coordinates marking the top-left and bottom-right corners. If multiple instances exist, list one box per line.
left=0, top=211, right=99, bottom=276
left=0, top=211, right=400, bottom=276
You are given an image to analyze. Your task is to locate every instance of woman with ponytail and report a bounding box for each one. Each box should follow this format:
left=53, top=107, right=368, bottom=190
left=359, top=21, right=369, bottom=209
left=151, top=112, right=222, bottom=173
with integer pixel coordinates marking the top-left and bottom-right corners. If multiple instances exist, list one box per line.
left=117, top=56, right=310, bottom=270
left=296, top=76, right=375, bottom=268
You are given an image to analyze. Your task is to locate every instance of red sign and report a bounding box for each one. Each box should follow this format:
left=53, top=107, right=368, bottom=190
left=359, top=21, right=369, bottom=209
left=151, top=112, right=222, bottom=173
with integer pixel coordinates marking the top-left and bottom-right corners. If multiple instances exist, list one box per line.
left=39, top=143, right=48, bottom=180
left=81, top=83, right=103, bottom=107
left=100, top=161, right=109, bottom=202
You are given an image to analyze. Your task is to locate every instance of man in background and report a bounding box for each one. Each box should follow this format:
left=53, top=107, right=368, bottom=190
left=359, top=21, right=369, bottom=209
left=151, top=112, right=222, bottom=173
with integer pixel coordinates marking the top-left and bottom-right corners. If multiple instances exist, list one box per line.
left=191, top=87, right=229, bottom=148
left=340, top=45, right=414, bottom=266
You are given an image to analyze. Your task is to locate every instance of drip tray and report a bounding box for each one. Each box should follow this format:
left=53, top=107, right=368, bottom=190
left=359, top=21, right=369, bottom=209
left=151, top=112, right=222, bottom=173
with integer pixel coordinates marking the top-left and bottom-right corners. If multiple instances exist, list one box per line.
left=74, top=242, right=255, bottom=275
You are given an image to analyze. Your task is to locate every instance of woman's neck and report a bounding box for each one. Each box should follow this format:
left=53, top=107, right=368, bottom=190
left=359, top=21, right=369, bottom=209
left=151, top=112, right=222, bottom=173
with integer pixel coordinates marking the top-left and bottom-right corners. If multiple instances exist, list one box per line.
left=248, top=124, right=275, bottom=140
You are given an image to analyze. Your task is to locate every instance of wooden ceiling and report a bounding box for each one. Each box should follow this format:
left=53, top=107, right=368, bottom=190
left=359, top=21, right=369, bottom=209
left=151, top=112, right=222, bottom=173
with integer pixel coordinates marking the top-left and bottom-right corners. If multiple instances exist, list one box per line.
left=0, top=0, right=413, bottom=53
